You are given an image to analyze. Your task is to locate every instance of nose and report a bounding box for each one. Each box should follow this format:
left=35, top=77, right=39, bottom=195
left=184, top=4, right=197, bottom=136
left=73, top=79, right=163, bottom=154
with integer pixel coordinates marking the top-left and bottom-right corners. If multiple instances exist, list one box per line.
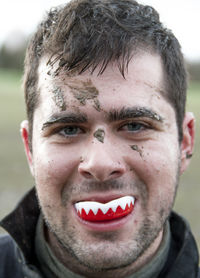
left=78, top=142, right=126, bottom=182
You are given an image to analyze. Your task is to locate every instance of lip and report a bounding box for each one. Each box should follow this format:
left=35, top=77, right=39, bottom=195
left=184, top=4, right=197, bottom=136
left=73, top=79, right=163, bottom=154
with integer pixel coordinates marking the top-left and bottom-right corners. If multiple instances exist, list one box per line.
left=73, top=197, right=137, bottom=232
left=73, top=193, right=134, bottom=204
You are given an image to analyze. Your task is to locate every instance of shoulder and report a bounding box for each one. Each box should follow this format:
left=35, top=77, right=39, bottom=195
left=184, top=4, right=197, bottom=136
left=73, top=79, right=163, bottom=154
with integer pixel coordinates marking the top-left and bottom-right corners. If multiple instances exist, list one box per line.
left=0, top=234, right=23, bottom=278
left=0, top=233, right=15, bottom=247
left=0, top=234, right=16, bottom=258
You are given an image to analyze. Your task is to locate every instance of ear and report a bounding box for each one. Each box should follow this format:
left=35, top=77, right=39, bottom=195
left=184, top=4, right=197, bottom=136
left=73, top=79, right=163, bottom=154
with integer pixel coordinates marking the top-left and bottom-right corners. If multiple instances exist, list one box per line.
left=180, top=112, right=195, bottom=174
left=20, top=120, right=34, bottom=176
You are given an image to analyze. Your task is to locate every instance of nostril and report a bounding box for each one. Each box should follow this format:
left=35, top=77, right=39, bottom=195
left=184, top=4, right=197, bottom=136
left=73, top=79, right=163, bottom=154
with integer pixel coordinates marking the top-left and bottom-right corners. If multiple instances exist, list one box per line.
left=110, top=170, right=123, bottom=177
left=111, top=171, right=119, bottom=175
left=82, top=171, right=93, bottom=179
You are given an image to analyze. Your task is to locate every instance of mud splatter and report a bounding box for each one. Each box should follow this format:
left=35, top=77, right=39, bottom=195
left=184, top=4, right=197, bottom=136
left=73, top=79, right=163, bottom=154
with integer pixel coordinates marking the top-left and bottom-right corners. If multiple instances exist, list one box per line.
left=67, top=79, right=101, bottom=109
left=80, top=156, right=84, bottom=163
left=93, top=98, right=102, bottom=112
left=134, top=107, right=163, bottom=122
left=93, top=129, right=105, bottom=143
left=144, top=81, right=166, bottom=96
left=52, top=87, right=66, bottom=111
left=109, top=107, right=163, bottom=123
left=130, top=145, right=143, bottom=157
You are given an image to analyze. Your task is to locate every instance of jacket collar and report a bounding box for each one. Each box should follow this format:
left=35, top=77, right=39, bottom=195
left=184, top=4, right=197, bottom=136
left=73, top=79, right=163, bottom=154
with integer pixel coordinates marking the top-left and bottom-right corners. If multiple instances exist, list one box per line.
left=159, top=212, right=199, bottom=277
left=0, top=187, right=40, bottom=264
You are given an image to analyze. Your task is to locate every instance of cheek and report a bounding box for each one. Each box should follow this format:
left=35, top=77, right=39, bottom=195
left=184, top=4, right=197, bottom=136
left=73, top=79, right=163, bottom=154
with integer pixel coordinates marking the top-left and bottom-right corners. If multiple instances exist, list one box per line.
left=126, top=138, right=180, bottom=194
left=126, top=142, right=179, bottom=221
left=33, top=145, right=80, bottom=195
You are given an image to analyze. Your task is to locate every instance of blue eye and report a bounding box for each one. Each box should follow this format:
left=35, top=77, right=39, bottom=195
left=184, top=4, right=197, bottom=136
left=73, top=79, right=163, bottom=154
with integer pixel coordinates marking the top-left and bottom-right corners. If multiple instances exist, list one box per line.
left=126, top=123, right=144, bottom=132
left=60, top=126, right=80, bottom=136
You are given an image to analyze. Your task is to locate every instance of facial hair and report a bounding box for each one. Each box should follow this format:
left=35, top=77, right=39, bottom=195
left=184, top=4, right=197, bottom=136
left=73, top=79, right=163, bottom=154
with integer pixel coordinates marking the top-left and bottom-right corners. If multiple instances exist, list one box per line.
left=39, top=173, right=179, bottom=273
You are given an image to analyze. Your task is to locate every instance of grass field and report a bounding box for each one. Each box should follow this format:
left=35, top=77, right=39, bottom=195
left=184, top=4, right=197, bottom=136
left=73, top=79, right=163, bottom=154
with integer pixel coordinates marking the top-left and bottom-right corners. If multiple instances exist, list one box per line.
left=0, top=69, right=200, bottom=250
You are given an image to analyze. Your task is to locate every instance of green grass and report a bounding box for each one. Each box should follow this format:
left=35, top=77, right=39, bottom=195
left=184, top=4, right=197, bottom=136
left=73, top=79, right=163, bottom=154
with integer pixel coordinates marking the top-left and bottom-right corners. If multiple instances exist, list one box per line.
left=0, top=69, right=200, bottom=251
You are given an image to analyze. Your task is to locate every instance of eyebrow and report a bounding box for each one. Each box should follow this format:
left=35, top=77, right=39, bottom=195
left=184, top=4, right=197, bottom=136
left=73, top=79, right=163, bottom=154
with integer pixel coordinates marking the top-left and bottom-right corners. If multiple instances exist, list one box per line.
left=108, top=107, right=164, bottom=122
left=42, top=106, right=163, bottom=130
left=42, top=112, right=88, bottom=130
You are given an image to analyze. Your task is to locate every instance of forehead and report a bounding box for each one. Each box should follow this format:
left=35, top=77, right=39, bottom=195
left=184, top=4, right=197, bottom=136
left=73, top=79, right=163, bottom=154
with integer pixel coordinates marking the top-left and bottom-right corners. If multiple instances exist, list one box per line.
left=36, top=52, right=168, bottom=115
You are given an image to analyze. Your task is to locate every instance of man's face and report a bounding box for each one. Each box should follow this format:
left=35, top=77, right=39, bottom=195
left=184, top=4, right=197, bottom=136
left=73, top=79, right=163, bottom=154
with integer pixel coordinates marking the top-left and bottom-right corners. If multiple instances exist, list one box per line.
left=24, top=52, right=186, bottom=271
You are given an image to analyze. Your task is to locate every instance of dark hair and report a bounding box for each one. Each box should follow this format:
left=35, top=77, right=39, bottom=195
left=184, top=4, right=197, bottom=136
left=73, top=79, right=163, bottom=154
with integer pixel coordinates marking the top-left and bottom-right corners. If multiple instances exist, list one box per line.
left=23, top=0, right=187, bottom=148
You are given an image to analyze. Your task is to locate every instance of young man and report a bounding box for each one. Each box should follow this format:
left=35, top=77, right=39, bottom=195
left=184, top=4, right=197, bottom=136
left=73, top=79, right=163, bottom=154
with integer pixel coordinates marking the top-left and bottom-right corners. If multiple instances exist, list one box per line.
left=0, top=0, right=199, bottom=277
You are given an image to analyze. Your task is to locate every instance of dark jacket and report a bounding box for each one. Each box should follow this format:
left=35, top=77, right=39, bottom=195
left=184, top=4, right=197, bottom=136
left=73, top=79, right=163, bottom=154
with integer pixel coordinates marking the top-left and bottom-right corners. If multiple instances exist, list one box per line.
left=0, top=188, right=199, bottom=278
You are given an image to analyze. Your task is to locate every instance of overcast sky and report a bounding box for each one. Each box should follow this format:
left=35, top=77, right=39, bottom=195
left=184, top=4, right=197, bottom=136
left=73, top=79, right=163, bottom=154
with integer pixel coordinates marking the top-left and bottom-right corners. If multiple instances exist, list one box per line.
left=0, top=0, right=199, bottom=61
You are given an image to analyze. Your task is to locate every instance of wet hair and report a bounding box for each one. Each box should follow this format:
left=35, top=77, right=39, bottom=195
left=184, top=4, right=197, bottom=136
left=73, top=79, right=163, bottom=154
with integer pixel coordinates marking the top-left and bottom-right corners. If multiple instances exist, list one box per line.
left=23, top=0, right=187, bottom=148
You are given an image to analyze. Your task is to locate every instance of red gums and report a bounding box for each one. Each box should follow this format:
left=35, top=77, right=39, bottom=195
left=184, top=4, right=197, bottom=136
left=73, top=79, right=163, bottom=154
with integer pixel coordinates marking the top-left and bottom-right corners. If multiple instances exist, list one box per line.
left=77, top=203, right=134, bottom=222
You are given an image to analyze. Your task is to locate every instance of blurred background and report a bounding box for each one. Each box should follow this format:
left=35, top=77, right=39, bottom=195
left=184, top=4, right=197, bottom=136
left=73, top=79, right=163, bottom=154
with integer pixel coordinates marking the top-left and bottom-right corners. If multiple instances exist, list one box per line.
left=0, top=0, right=200, bottom=250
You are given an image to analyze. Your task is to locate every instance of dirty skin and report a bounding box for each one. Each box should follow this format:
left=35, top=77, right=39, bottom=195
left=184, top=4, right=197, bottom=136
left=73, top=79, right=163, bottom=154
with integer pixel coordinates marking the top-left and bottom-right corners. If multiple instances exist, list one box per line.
left=93, top=129, right=105, bottom=143
left=133, top=107, right=163, bottom=122
left=143, top=81, right=166, bottom=97
left=80, top=156, right=84, bottom=163
left=130, top=145, right=143, bottom=157
left=109, top=107, right=163, bottom=123
left=93, top=98, right=102, bottom=112
left=67, top=79, right=102, bottom=111
left=52, top=87, right=66, bottom=111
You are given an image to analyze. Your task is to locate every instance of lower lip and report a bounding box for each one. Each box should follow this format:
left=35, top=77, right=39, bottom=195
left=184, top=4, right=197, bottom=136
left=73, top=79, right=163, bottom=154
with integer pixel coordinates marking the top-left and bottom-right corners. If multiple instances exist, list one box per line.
left=73, top=204, right=136, bottom=232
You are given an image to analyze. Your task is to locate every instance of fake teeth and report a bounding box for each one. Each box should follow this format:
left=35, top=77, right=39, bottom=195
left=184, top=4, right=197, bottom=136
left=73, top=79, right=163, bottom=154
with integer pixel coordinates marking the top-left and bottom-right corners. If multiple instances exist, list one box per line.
left=75, top=196, right=135, bottom=222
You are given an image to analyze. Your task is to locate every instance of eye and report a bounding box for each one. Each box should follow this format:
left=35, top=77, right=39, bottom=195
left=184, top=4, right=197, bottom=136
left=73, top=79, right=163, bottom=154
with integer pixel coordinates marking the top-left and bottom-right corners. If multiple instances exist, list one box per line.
left=120, top=122, right=148, bottom=132
left=59, top=126, right=82, bottom=137
left=126, top=123, right=145, bottom=132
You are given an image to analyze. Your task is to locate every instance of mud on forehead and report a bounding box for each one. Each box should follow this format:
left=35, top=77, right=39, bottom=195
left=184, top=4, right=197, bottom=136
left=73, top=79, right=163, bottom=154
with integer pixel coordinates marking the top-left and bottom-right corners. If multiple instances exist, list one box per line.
left=37, top=53, right=169, bottom=114
left=54, top=79, right=101, bottom=112
left=37, top=56, right=102, bottom=111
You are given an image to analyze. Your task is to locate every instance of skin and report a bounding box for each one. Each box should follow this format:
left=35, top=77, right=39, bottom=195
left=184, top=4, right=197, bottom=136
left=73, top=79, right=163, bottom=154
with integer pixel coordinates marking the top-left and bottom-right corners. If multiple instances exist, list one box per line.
left=21, top=52, right=194, bottom=278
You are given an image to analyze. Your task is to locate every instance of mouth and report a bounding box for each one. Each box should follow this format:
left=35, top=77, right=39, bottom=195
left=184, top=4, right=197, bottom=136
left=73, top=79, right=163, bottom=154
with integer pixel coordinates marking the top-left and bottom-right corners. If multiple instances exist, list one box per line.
left=74, top=196, right=135, bottom=222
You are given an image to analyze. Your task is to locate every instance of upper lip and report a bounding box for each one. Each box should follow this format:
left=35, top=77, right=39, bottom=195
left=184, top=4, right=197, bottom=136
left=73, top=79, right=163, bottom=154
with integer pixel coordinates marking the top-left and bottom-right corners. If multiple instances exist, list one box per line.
left=73, top=193, right=136, bottom=204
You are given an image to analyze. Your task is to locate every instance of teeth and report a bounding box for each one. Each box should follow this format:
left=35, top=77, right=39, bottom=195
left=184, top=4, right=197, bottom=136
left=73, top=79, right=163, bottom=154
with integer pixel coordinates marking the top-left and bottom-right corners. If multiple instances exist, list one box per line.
left=75, top=196, right=135, bottom=215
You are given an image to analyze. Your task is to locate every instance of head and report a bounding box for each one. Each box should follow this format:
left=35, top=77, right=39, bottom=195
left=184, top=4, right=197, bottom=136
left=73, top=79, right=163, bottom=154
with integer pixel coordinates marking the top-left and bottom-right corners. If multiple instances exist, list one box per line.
left=24, top=0, right=187, bottom=150
left=21, top=0, right=195, bottom=277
